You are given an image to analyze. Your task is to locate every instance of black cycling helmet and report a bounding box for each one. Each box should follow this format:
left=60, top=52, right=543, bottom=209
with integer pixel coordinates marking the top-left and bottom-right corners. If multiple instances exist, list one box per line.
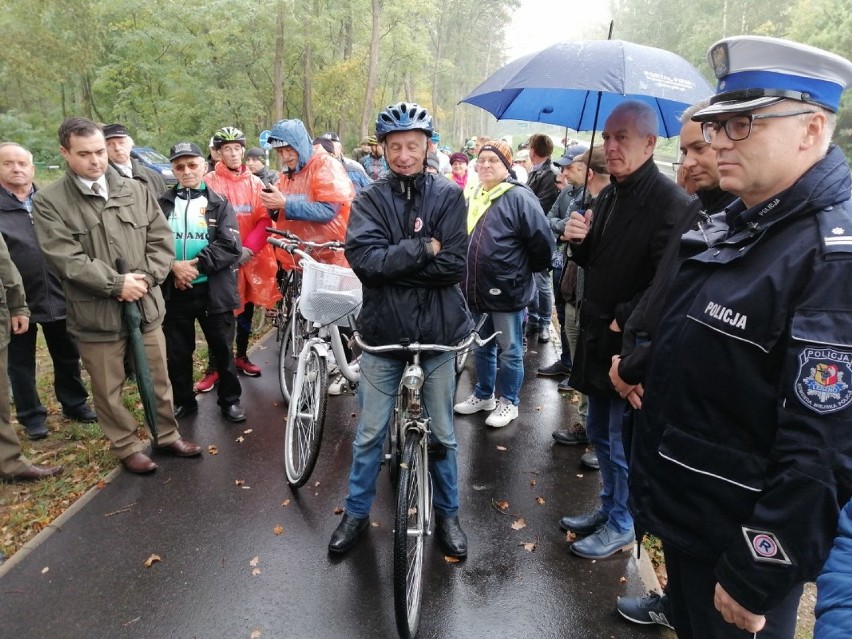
left=212, top=126, right=246, bottom=149
left=321, top=132, right=340, bottom=142
left=375, top=102, right=433, bottom=142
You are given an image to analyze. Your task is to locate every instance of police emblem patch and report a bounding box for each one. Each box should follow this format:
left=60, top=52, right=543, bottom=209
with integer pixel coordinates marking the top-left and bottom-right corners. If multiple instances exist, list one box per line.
left=413, top=217, right=423, bottom=233
left=794, top=347, right=852, bottom=414
left=709, top=42, right=730, bottom=79
left=741, top=527, right=791, bottom=566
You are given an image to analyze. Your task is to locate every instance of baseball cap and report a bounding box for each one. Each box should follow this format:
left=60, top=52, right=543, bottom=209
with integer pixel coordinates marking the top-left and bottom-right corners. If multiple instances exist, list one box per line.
left=103, top=123, right=129, bottom=139
left=168, top=142, right=204, bottom=162
left=554, top=145, right=589, bottom=167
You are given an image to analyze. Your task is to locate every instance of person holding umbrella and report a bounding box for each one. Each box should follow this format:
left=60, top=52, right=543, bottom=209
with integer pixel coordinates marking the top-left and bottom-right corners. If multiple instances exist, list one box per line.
left=32, top=117, right=202, bottom=475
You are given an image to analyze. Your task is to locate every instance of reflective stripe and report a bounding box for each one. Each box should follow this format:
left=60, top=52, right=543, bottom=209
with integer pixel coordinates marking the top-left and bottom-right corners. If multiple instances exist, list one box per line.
left=686, top=315, right=769, bottom=352
left=659, top=452, right=762, bottom=492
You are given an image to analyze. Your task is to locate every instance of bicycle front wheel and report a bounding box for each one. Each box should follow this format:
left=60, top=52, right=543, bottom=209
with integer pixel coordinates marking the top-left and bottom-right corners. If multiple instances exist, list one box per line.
left=284, top=344, right=329, bottom=487
left=385, top=386, right=405, bottom=487
left=279, top=312, right=312, bottom=404
left=393, top=431, right=426, bottom=639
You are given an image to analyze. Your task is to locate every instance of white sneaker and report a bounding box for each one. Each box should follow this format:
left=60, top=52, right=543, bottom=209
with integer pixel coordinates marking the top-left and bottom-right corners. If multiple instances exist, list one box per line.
left=453, top=394, right=497, bottom=415
left=485, top=398, right=518, bottom=428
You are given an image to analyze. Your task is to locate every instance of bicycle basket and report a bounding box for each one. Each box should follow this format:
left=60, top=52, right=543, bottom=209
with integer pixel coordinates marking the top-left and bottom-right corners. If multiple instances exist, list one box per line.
left=299, top=259, right=363, bottom=326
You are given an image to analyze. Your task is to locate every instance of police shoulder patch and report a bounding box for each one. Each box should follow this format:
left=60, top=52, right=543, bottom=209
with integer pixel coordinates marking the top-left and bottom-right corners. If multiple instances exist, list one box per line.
left=794, top=347, right=852, bottom=414
left=818, top=203, right=852, bottom=255
left=741, top=527, right=792, bottom=566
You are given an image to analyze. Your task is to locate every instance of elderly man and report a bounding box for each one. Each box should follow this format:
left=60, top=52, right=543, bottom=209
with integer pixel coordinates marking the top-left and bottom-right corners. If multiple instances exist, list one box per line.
left=0, top=142, right=96, bottom=441
left=32, top=117, right=202, bottom=474
left=359, top=135, right=388, bottom=180
left=628, top=37, right=852, bottom=638
left=560, top=100, right=690, bottom=559
left=0, top=231, right=63, bottom=481
left=330, top=103, right=472, bottom=556
left=159, top=142, right=244, bottom=423
left=102, top=123, right=166, bottom=198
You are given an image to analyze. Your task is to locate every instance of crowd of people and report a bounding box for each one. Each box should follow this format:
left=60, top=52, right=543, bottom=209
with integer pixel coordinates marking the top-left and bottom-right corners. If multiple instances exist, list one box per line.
left=1, top=32, right=851, bottom=639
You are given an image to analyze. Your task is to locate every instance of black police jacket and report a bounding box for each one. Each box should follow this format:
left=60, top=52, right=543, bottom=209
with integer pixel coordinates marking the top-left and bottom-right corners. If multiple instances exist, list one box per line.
left=345, top=171, right=472, bottom=349
left=633, top=145, right=852, bottom=614
left=158, top=185, right=241, bottom=314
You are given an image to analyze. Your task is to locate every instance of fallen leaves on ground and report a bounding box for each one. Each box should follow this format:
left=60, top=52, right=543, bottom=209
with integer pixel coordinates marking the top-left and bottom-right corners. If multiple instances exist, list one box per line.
left=511, top=518, right=526, bottom=531
left=333, top=507, right=343, bottom=514
left=273, top=525, right=284, bottom=536
left=282, top=499, right=291, bottom=507
left=519, top=542, right=536, bottom=552
left=249, top=556, right=259, bottom=567
left=575, top=473, right=584, bottom=478
left=495, top=500, right=509, bottom=510
left=208, top=445, right=218, bottom=455
left=252, top=567, right=262, bottom=576
left=619, top=576, right=627, bottom=583
left=535, top=496, right=545, bottom=505
left=144, top=554, right=161, bottom=567
left=444, top=556, right=461, bottom=564
left=495, top=445, right=507, bottom=451
left=235, top=436, right=245, bottom=443
left=41, top=566, right=49, bottom=574
left=370, top=521, right=380, bottom=528
left=244, top=429, right=253, bottom=434
left=250, top=630, right=262, bottom=639
left=565, top=531, right=577, bottom=542
left=235, top=480, right=245, bottom=486
left=530, top=479, right=537, bottom=487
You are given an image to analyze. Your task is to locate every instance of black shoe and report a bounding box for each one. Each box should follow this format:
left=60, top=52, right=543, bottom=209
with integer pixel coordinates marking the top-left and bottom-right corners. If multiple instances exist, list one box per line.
left=435, top=515, right=468, bottom=559
left=581, top=449, right=600, bottom=470
left=557, top=378, right=577, bottom=392
left=537, top=361, right=572, bottom=377
left=221, top=403, right=246, bottom=423
left=24, top=423, right=49, bottom=441
left=524, top=322, right=539, bottom=337
left=617, top=592, right=674, bottom=629
left=174, top=403, right=198, bottom=419
left=328, top=514, right=369, bottom=554
left=559, top=509, right=607, bottom=535
left=62, top=406, right=98, bottom=423
left=552, top=425, right=588, bottom=445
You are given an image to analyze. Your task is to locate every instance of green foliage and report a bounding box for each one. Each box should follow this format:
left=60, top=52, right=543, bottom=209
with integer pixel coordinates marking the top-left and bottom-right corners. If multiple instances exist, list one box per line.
left=0, top=0, right=517, bottom=160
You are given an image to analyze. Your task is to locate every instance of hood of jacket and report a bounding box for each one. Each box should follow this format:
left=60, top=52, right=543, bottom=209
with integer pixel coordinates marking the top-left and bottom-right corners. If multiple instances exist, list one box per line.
left=276, top=120, right=314, bottom=175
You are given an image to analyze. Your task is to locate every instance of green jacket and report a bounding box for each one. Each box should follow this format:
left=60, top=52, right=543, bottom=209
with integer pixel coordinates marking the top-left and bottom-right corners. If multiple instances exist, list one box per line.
left=32, top=167, right=174, bottom=342
left=0, top=232, right=29, bottom=350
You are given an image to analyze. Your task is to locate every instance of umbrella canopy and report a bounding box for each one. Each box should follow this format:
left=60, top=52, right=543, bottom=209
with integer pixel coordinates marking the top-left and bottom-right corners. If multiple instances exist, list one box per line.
left=460, top=39, right=715, bottom=137
left=116, top=259, right=158, bottom=444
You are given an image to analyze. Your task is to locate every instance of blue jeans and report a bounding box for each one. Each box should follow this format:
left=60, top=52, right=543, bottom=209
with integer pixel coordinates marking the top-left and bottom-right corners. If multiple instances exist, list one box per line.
left=345, top=350, right=459, bottom=519
left=586, top=394, right=632, bottom=533
left=527, top=271, right=553, bottom=329
left=472, top=310, right=524, bottom=406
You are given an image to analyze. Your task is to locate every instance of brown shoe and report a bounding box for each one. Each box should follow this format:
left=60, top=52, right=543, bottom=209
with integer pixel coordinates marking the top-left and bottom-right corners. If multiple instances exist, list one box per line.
left=155, top=439, right=203, bottom=458
left=6, top=464, right=63, bottom=482
left=121, top=452, right=158, bottom=474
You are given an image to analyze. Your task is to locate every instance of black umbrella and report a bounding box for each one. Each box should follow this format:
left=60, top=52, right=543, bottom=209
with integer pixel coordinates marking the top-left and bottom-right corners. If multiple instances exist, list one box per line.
left=116, top=259, right=158, bottom=445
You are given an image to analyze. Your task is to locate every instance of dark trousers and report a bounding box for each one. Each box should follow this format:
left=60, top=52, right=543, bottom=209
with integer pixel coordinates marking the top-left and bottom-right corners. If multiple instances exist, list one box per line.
left=662, top=541, right=802, bottom=639
left=8, top=319, right=89, bottom=428
left=164, top=284, right=240, bottom=408
left=552, top=265, right=572, bottom=367
left=207, top=301, right=253, bottom=372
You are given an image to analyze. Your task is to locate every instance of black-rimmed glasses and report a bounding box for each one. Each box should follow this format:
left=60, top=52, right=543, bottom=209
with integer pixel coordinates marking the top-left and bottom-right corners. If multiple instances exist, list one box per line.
left=700, top=109, right=816, bottom=143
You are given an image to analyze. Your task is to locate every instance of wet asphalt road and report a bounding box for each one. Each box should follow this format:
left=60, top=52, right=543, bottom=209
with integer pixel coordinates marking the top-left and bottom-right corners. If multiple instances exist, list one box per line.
left=0, top=332, right=665, bottom=639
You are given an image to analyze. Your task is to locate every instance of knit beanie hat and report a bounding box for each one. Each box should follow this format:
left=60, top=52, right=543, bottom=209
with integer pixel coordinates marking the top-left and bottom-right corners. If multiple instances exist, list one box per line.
left=426, top=152, right=442, bottom=172
left=479, top=140, right=513, bottom=171
left=449, top=152, right=469, bottom=165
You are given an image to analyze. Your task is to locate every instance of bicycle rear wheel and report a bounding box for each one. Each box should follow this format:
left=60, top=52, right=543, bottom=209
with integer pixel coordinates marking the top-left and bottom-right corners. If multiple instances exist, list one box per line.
left=284, top=344, right=329, bottom=487
left=393, top=431, right=426, bottom=639
left=279, top=311, right=313, bottom=404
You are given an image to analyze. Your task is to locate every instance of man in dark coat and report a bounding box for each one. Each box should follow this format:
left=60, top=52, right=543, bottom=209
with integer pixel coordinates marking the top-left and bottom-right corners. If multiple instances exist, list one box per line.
left=103, top=123, right=167, bottom=198
left=0, top=142, right=95, bottom=440
left=560, top=100, right=689, bottom=560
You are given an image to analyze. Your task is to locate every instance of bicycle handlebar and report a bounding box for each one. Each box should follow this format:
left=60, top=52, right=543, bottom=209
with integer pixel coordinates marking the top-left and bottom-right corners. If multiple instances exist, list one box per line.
left=266, top=228, right=344, bottom=251
left=352, top=328, right=498, bottom=355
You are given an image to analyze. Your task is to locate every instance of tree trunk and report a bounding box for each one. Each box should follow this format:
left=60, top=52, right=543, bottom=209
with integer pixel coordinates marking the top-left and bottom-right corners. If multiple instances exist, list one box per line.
left=359, top=0, right=381, bottom=138
left=273, top=1, right=286, bottom=121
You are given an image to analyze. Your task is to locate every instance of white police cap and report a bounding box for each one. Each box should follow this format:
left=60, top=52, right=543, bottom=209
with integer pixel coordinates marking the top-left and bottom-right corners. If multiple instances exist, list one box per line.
left=692, top=35, right=852, bottom=121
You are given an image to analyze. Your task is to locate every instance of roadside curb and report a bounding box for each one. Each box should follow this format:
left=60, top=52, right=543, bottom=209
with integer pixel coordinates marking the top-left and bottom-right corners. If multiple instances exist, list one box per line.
left=0, top=465, right=122, bottom=579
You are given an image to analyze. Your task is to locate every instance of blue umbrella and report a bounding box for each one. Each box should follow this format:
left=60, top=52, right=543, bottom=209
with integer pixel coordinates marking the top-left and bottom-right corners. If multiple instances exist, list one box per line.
left=460, top=39, right=714, bottom=137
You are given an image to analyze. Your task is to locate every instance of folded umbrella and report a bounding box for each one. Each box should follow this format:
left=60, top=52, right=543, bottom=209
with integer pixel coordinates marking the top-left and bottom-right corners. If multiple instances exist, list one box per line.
left=116, top=258, right=158, bottom=445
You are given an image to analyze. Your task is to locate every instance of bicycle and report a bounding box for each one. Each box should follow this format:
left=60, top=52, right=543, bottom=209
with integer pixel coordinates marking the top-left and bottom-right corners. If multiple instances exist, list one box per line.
left=267, top=230, right=362, bottom=487
left=352, top=326, right=497, bottom=639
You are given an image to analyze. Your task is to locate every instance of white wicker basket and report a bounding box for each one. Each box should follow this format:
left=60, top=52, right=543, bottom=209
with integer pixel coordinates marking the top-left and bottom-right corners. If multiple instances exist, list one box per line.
left=299, top=259, right=362, bottom=326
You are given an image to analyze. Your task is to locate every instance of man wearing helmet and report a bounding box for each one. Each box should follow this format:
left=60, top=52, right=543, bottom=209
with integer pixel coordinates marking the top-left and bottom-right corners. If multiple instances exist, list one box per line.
left=327, top=102, right=473, bottom=559
left=204, top=126, right=280, bottom=381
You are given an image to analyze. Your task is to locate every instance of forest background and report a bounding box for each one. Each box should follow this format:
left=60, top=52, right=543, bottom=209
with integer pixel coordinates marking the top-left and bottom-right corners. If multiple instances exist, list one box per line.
left=0, top=0, right=851, bottom=165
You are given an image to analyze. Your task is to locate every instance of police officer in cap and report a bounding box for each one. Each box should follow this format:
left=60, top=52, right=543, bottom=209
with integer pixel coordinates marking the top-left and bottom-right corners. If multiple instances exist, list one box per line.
left=630, top=36, right=852, bottom=637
